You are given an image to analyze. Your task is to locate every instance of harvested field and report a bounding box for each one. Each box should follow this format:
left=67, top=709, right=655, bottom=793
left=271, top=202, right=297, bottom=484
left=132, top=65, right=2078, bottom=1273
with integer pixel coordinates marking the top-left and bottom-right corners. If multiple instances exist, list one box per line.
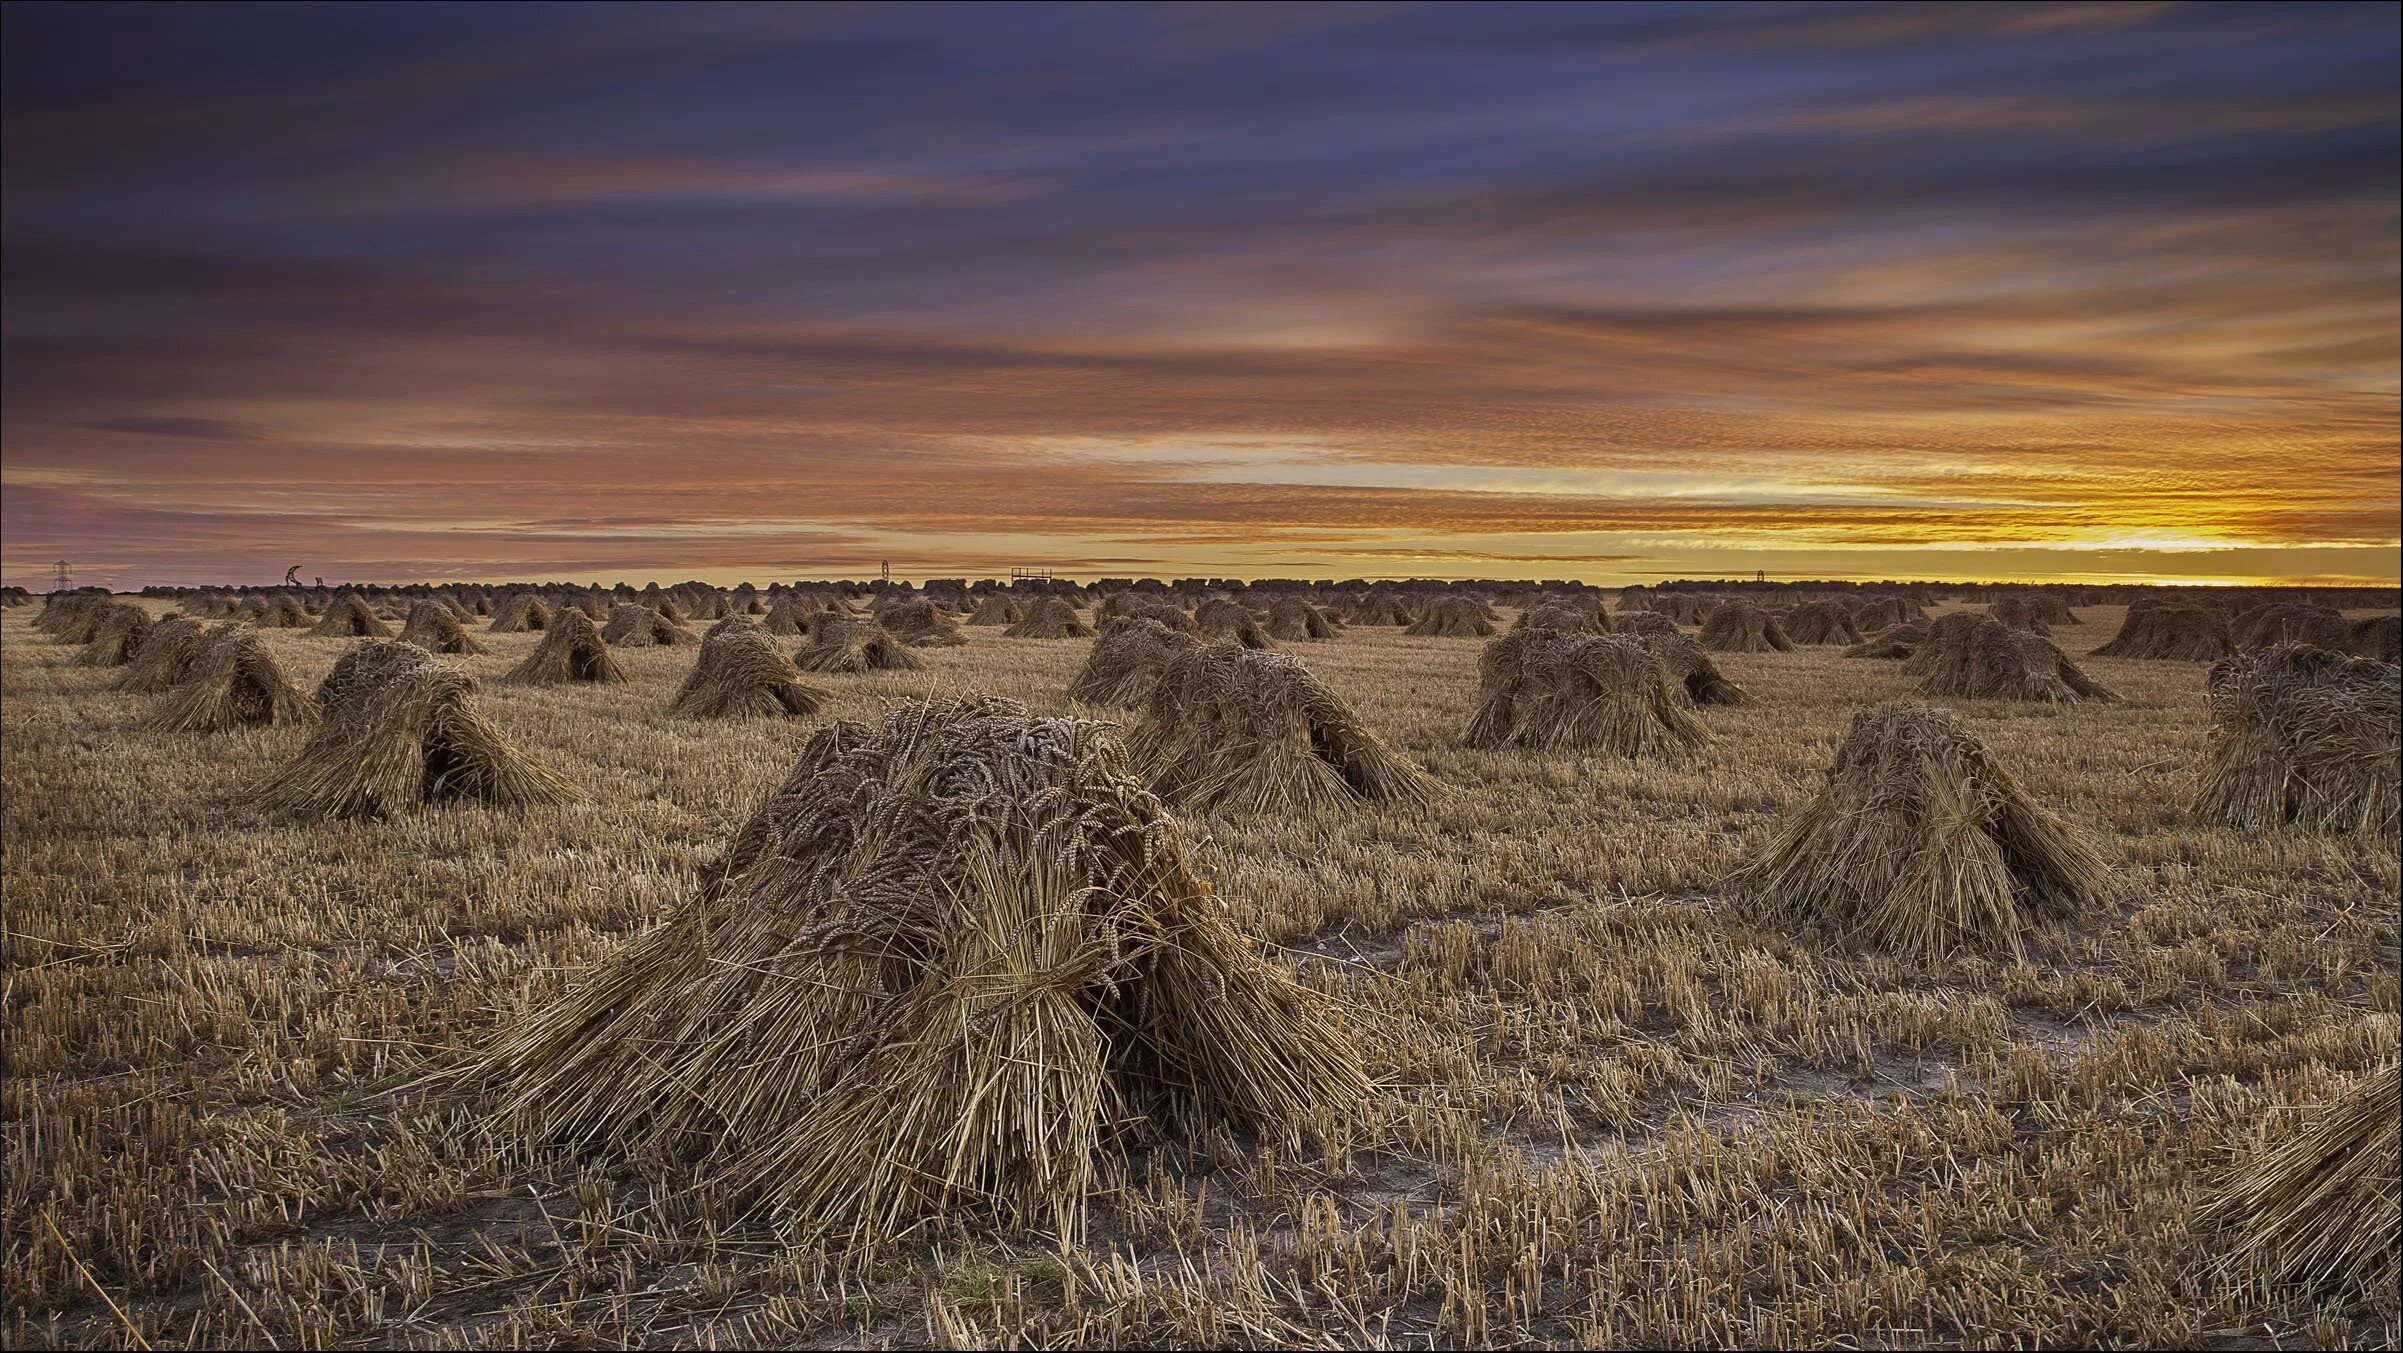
left=4, top=597, right=2399, bottom=1349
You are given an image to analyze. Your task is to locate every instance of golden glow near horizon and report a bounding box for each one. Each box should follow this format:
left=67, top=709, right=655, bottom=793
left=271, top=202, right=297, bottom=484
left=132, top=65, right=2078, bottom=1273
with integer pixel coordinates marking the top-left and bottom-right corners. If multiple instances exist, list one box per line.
left=3, top=4, right=2397, bottom=590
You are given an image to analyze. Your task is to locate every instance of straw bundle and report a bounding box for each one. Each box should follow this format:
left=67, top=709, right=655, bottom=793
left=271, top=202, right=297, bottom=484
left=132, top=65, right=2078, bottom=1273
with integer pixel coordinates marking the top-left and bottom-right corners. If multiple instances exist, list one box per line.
left=1464, top=630, right=1705, bottom=755
left=1901, top=614, right=1982, bottom=674
left=1611, top=610, right=1680, bottom=639
left=1005, top=596, right=1096, bottom=639
left=1698, top=602, right=1792, bottom=653
left=488, top=594, right=550, bottom=633
left=604, top=603, right=696, bottom=648
left=309, top=593, right=392, bottom=638
left=761, top=596, right=816, bottom=635
left=1264, top=597, right=1340, bottom=642
left=1844, top=620, right=1928, bottom=661
left=74, top=603, right=155, bottom=666
left=2028, top=593, right=2082, bottom=626
left=1987, top=596, right=2051, bottom=634
left=1724, top=703, right=2107, bottom=961
left=147, top=626, right=314, bottom=732
left=1111, top=598, right=1198, bottom=634
left=398, top=601, right=487, bottom=655
left=1852, top=594, right=1926, bottom=631
left=255, top=594, right=315, bottom=628
left=256, top=642, right=572, bottom=817
left=1916, top=617, right=2115, bottom=702
left=1068, top=617, right=1205, bottom=709
left=967, top=595, right=1025, bottom=626
left=1637, top=630, right=1749, bottom=706
left=881, top=599, right=968, bottom=647
left=450, top=696, right=1366, bottom=1245
left=2351, top=614, right=2400, bottom=664
left=670, top=616, right=828, bottom=719
left=1783, top=600, right=1863, bottom=646
left=503, top=607, right=626, bottom=685
left=1646, top=593, right=1715, bottom=626
left=34, top=590, right=109, bottom=639
left=2198, top=1061, right=2399, bottom=1303
left=1404, top=596, right=1495, bottom=638
left=1131, top=645, right=1437, bottom=813
left=115, top=615, right=209, bottom=692
left=2193, top=644, right=2399, bottom=835
left=1190, top=597, right=1273, bottom=648
left=1344, top=594, right=1413, bottom=626
left=794, top=618, right=923, bottom=673
left=2233, top=603, right=2350, bottom=653
left=1514, top=599, right=1611, bottom=635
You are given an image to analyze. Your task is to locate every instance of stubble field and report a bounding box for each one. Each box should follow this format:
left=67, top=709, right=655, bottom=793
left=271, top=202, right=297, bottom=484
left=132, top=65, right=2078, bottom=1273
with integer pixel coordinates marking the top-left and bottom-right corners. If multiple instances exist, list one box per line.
left=4, top=599, right=2397, bottom=1349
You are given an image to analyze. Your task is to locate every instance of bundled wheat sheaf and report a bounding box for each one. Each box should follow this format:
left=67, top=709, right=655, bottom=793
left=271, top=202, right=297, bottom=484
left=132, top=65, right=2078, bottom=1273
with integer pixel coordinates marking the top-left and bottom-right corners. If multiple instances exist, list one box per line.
left=35, top=591, right=110, bottom=642
left=1637, top=630, right=1749, bottom=705
left=669, top=617, right=828, bottom=718
left=603, top=602, right=696, bottom=648
left=1005, top=596, right=1096, bottom=639
left=967, top=594, right=1024, bottom=626
left=114, top=614, right=209, bottom=692
left=1514, top=599, right=1611, bottom=635
left=2350, top=614, right=2399, bottom=664
left=1464, top=630, right=1706, bottom=755
left=761, top=596, right=816, bottom=635
left=309, top=593, right=392, bottom=638
left=256, top=641, right=572, bottom=817
left=251, top=594, right=316, bottom=628
left=794, top=617, right=924, bottom=673
left=1264, top=597, right=1341, bottom=641
left=1915, top=616, right=2116, bottom=703
left=1611, top=609, right=1680, bottom=638
left=2232, top=602, right=2350, bottom=654
left=1853, top=593, right=1926, bottom=631
left=1646, top=592, right=1716, bottom=626
left=2198, top=1060, right=2399, bottom=1303
left=1194, top=597, right=1276, bottom=648
left=1724, top=702, right=2108, bottom=961
left=74, top=602, right=155, bottom=667
left=450, top=696, right=1367, bottom=1245
left=1986, top=596, right=2052, bottom=634
left=1344, top=593, right=1413, bottom=626
left=504, top=606, right=626, bottom=685
left=881, top=598, right=968, bottom=647
left=1404, top=596, right=1495, bottom=638
left=397, top=600, right=487, bottom=655
left=1782, top=600, right=1863, bottom=646
left=146, top=625, right=315, bottom=732
left=1697, top=601, right=1793, bottom=653
left=1068, top=617, right=1203, bottom=709
left=1109, top=597, right=1198, bottom=634
left=1131, top=644, right=1437, bottom=812
left=2193, top=643, right=2399, bottom=835
left=2090, top=601, right=2231, bottom=660
left=1845, top=620, right=1928, bottom=661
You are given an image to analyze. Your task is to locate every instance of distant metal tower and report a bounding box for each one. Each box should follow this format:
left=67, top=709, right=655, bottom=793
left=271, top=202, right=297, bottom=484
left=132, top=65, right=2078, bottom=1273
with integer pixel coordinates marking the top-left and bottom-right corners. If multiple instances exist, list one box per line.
left=53, top=559, right=71, bottom=589
left=880, top=560, right=892, bottom=583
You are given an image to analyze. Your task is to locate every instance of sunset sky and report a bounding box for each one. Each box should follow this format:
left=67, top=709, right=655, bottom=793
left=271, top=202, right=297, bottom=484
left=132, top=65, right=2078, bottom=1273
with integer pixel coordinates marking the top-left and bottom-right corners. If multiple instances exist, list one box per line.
left=4, top=1, right=2397, bottom=588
